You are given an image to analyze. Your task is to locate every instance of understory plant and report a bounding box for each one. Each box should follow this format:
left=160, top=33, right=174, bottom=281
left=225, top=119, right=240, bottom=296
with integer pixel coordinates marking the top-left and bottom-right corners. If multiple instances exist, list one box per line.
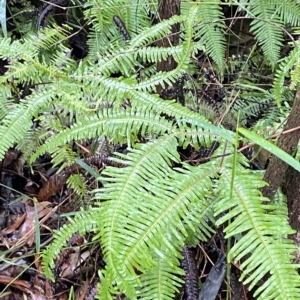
left=1, top=0, right=300, bottom=299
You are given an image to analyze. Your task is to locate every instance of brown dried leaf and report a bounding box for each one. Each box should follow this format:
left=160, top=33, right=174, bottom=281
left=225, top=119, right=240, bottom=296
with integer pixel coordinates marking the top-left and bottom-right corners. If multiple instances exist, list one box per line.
left=0, top=275, right=31, bottom=289
left=19, top=202, right=51, bottom=246
left=76, top=279, right=89, bottom=300
left=37, top=173, right=69, bottom=201
left=1, top=149, right=20, bottom=168
left=1, top=213, right=26, bottom=235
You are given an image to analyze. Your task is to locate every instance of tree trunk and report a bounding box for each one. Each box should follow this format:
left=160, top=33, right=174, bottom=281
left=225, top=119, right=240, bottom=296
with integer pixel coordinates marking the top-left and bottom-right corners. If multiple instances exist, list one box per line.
left=261, top=88, right=300, bottom=230
left=156, top=0, right=180, bottom=96
left=283, top=165, right=300, bottom=231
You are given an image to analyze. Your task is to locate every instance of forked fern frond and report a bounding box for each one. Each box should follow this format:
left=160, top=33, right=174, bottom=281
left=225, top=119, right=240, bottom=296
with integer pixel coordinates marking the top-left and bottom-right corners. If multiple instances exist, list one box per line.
left=95, top=135, right=218, bottom=298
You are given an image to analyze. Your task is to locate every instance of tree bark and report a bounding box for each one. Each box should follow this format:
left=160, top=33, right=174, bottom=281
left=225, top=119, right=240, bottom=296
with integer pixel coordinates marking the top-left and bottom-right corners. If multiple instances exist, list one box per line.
left=156, top=0, right=180, bottom=96
left=283, top=164, right=300, bottom=231
left=261, top=88, right=300, bottom=209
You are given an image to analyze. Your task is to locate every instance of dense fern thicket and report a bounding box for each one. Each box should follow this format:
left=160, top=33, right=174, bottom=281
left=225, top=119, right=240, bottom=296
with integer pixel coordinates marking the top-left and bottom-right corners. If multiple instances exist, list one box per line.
left=1, top=0, right=300, bottom=299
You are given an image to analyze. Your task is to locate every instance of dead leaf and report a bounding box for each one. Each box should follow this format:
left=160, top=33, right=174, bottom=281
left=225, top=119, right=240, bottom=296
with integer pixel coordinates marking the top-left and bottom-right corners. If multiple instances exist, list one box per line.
left=18, top=202, right=51, bottom=246
left=0, top=213, right=26, bottom=235
left=37, top=173, right=69, bottom=201
left=0, top=275, right=31, bottom=289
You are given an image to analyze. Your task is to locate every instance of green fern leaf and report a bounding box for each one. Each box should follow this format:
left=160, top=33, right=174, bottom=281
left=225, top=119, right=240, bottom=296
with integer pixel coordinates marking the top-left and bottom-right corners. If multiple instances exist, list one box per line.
left=138, top=251, right=184, bottom=300
left=215, top=165, right=300, bottom=300
left=249, top=1, right=284, bottom=66
left=30, top=108, right=175, bottom=163
left=0, top=88, right=55, bottom=160
left=273, top=44, right=300, bottom=106
left=96, top=136, right=217, bottom=298
left=191, top=0, right=226, bottom=69
left=42, top=209, right=99, bottom=281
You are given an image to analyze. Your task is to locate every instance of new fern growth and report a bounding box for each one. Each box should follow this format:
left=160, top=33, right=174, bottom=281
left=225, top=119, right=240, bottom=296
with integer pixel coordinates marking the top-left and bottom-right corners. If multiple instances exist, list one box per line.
left=1, top=0, right=300, bottom=299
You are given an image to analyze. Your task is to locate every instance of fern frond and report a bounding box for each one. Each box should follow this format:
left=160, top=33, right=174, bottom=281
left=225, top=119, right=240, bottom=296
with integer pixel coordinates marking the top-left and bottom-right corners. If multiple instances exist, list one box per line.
left=42, top=208, right=99, bottom=281
left=84, top=0, right=151, bottom=58
left=51, top=145, right=77, bottom=172
left=30, top=108, right=175, bottom=163
left=130, top=15, right=185, bottom=48
left=138, top=251, right=184, bottom=300
left=93, top=46, right=137, bottom=77
left=249, top=1, right=284, bottom=66
left=0, top=87, right=56, bottom=160
left=0, top=86, right=13, bottom=120
left=136, top=7, right=197, bottom=92
left=215, top=163, right=300, bottom=300
left=67, top=174, right=86, bottom=196
left=0, top=38, right=38, bottom=60
left=176, top=118, right=235, bottom=146
left=35, top=24, right=71, bottom=51
left=96, top=136, right=217, bottom=298
left=274, top=0, right=300, bottom=26
left=290, top=55, right=300, bottom=90
left=191, top=0, right=226, bottom=69
left=135, top=45, right=182, bottom=65
left=273, top=44, right=300, bottom=105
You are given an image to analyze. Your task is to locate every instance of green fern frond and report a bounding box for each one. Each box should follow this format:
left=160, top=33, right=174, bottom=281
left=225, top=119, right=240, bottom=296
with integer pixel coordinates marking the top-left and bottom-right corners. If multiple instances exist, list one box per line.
left=176, top=118, right=235, bottom=145
left=96, top=136, right=217, bottom=298
left=91, top=46, right=137, bottom=77
left=84, top=0, right=151, bottom=58
left=36, top=24, right=71, bottom=51
left=138, top=251, right=184, bottom=300
left=135, top=45, right=182, bottom=65
left=190, top=0, right=226, bottom=69
left=273, top=44, right=300, bottom=105
left=0, top=37, right=38, bottom=60
left=30, top=108, right=175, bottom=163
left=215, top=164, right=300, bottom=300
left=224, top=90, right=273, bottom=126
left=0, top=87, right=56, bottom=160
left=249, top=1, right=284, bottom=67
left=136, top=7, right=197, bottom=92
left=51, top=145, right=77, bottom=172
left=124, top=0, right=151, bottom=36
left=251, top=98, right=291, bottom=134
left=130, top=15, right=185, bottom=48
left=67, top=174, right=86, bottom=196
left=274, top=0, right=300, bottom=26
left=0, top=86, right=13, bottom=120
left=290, top=55, right=300, bottom=89
left=42, top=208, right=99, bottom=281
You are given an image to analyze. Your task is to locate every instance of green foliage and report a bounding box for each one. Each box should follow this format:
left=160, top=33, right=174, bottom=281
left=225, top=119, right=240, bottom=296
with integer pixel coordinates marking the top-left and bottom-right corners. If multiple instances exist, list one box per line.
left=241, top=0, right=300, bottom=67
left=215, top=166, right=298, bottom=299
left=1, top=1, right=300, bottom=299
